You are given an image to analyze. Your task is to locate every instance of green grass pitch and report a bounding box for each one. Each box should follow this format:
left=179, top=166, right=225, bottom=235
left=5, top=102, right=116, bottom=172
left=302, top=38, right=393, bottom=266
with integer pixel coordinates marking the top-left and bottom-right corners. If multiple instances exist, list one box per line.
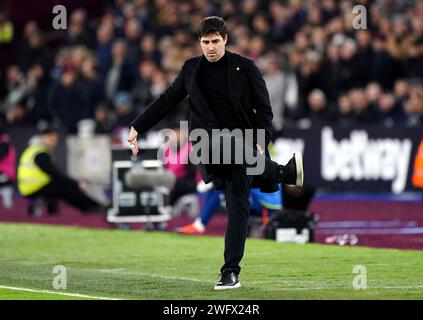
left=0, top=223, right=422, bottom=300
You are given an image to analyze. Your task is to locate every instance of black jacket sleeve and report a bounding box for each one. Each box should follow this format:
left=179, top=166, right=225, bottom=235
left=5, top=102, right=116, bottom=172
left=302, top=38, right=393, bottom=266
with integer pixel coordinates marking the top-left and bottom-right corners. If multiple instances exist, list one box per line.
left=247, top=60, right=273, bottom=146
left=131, top=62, right=188, bottom=136
left=34, top=152, right=78, bottom=187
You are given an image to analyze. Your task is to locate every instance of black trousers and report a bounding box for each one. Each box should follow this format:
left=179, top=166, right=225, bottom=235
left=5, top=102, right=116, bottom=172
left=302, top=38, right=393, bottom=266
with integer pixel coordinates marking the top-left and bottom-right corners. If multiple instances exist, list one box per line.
left=30, top=179, right=100, bottom=212
left=221, top=164, right=253, bottom=275
left=206, top=133, right=280, bottom=275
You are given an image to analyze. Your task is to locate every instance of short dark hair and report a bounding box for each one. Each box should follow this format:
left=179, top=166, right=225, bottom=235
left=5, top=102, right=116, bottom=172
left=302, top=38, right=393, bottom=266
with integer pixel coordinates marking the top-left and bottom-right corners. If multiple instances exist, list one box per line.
left=37, top=120, right=58, bottom=135
left=198, top=16, right=227, bottom=39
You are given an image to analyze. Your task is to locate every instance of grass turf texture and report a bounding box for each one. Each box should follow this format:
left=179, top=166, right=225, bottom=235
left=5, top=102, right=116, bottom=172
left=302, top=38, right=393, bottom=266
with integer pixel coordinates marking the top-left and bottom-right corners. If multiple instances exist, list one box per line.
left=0, top=223, right=422, bottom=300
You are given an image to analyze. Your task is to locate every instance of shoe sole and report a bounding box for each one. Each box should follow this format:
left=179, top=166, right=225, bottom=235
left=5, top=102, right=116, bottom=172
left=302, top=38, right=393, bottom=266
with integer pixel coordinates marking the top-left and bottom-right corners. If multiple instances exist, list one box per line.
left=214, top=282, right=241, bottom=290
left=176, top=231, right=205, bottom=236
left=294, top=152, right=304, bottom=187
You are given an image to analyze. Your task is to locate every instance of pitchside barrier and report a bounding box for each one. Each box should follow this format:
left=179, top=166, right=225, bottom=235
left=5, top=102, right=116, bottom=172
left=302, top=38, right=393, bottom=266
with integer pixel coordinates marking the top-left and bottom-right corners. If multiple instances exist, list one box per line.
left=7, top=124, right=423, bottom=194
left=273, top=125, right=423, bottom=194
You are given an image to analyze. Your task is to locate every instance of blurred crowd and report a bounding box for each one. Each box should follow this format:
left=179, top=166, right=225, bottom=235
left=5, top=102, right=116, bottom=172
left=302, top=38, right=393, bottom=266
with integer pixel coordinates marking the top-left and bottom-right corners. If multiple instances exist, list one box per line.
left=0, top=0, right=423, bottom=141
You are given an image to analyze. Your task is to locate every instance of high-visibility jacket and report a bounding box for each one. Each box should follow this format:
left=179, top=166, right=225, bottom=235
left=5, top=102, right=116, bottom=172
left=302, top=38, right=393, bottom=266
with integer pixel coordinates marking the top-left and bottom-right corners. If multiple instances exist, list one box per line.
left=17, top=143, right=52, bottom=196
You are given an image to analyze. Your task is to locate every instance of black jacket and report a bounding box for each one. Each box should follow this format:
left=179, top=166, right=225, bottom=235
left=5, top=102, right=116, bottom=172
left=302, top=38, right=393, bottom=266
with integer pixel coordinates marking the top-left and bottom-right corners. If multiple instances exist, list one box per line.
left=132, top=51, right=277, bottom=193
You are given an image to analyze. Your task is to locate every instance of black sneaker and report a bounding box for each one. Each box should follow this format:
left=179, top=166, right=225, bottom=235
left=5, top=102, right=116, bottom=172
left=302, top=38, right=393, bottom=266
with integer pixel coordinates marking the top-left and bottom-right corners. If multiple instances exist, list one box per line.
left=278, top=152, right=304, bottom=187
left=214, top=270, right=241, bottom=290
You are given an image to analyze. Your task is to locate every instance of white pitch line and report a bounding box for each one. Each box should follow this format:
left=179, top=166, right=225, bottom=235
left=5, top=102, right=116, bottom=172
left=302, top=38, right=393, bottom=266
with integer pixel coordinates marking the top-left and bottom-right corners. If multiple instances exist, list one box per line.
left=0, top=285, right=122, bottom=300
left=97, top=269, right=214, bottom=284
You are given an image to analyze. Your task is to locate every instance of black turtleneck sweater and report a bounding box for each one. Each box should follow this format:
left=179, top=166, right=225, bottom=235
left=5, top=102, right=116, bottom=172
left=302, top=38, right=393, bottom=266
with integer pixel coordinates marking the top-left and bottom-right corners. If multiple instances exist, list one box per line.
left=198, top=53, right=242, bottom=130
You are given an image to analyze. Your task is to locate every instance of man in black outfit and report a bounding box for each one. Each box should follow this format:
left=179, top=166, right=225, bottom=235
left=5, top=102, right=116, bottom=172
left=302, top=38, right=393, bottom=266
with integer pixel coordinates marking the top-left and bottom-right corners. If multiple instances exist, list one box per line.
left=128, top=16, right=303, bottom=290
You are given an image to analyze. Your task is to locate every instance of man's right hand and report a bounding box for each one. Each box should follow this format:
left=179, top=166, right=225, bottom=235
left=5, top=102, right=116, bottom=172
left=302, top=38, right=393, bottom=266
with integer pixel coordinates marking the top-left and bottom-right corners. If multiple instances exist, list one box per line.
left=128, top=126, right=139, bottom=156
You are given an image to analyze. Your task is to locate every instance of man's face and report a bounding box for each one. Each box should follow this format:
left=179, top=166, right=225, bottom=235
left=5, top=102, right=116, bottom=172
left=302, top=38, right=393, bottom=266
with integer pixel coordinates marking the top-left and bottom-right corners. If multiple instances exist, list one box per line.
left=200, top=32, right=227, bottom=62
left=42, top=132, right=59, bottom=149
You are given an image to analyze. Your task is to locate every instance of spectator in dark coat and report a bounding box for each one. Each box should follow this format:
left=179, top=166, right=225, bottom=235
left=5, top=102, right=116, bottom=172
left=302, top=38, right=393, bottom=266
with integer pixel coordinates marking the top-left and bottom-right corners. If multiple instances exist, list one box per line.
left=104, top=40, right=136, bottom=102
left=62, top=9, right=93, bottom=48
left=338, top=39, right=368, bottom=91
left=18, top=28, right=51, bottom=74
left=47, top=68, right=86, bottom=133
left=94, top=101, right=115, bottom=134
left=376, top=92, right=407, bottom=126
left=138, top=33, right=162, bottom=67
left=95, top=23, right=114, bottom=78
left=79, top=56, right=104, bottom=120
left=307, top=89, right=334, bottom=125
left=319, top=41, right=342, bottom=102
left=336, top=92, right=355, bottom=126
left=370, top=35, right=398, bottom=89
left=349, top=88, right=379, bottom=123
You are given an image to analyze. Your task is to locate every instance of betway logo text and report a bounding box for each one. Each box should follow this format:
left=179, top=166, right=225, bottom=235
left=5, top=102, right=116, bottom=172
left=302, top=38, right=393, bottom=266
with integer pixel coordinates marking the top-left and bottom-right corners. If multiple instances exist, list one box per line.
left=321, top=127, right=412, bottom=193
